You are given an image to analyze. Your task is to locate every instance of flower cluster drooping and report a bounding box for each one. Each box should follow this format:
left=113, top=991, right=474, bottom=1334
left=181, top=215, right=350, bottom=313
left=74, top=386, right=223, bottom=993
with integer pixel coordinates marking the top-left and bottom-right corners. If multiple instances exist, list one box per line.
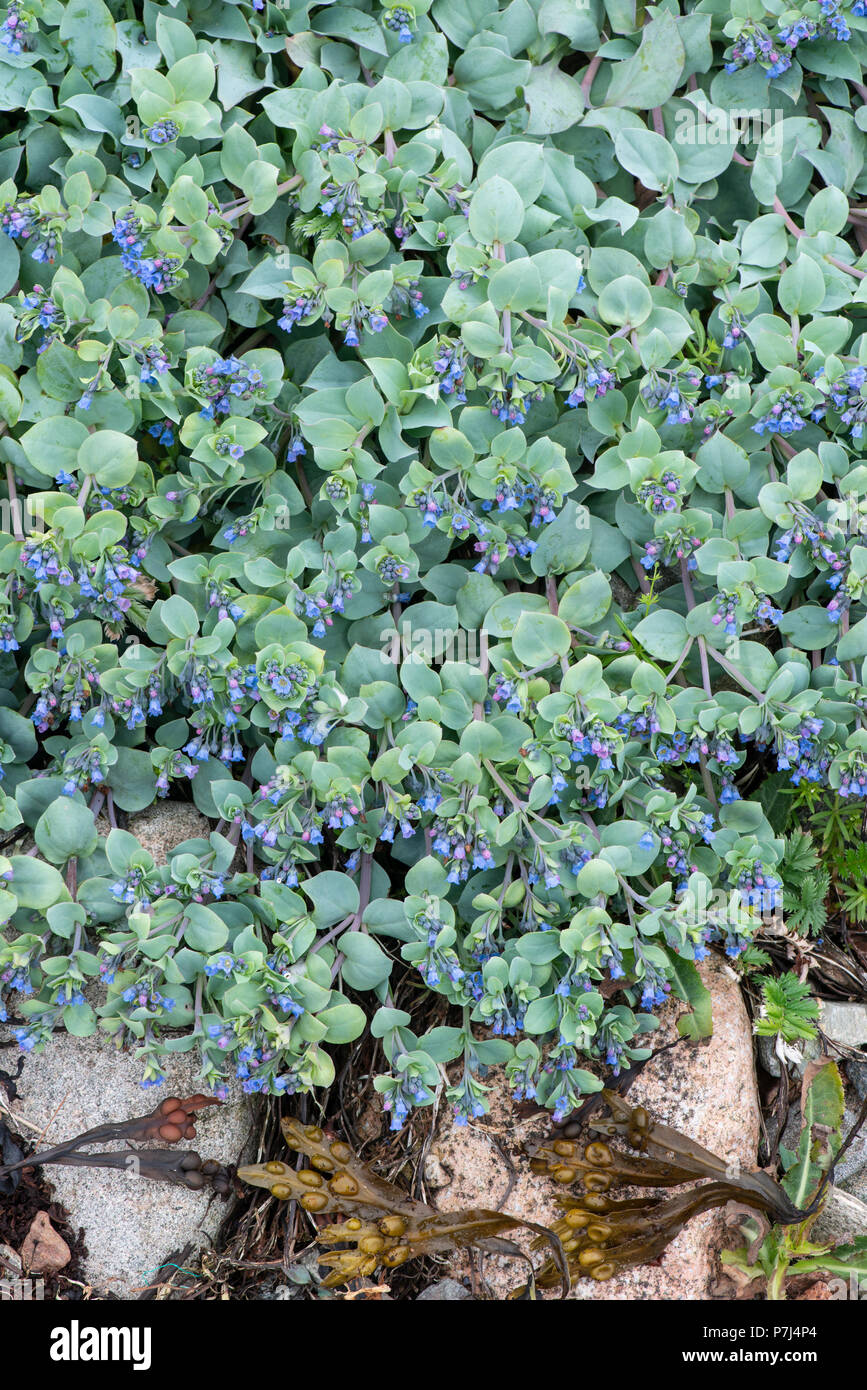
left=813, top=363, right=867, bottom=439
left=112, top=211, right=182, bottom=293
left=725, top=2, right=855, bottom=80
left=190, top=356, right=265, bottom=419
left=1, top=198, right=60, bottom=262
left=1, top=4, right=31, bottom=54
left=753, top=390, right=808, bottom=436
left=383, top=6, right=414, bottom=42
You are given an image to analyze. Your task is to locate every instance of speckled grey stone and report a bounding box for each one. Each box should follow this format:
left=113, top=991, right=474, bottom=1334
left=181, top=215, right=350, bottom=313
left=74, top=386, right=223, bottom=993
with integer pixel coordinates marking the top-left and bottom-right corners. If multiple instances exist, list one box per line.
left=417, top=1278, right=473, bottom=1301
left=757, top=1033, right=781, bottom=1078
left=848, top=1057, right=867, bottom=1102
left=820, top=1002, right=867, bottom=1050
left=812, top=1188, right=867, bottom=1245
left=4, top=1030, right=255, bottom=1298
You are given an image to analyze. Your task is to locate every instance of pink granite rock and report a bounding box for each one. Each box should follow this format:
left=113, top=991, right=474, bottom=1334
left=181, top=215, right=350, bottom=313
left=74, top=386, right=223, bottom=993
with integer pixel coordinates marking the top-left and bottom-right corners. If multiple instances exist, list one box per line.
left=20, top=1212, right=71, bottom=1274
left=426, top=954, right=760, bottom=1299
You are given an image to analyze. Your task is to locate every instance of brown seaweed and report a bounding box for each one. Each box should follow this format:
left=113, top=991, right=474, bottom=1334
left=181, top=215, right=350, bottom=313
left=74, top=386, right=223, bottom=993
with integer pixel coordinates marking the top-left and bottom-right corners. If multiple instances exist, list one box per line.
left=524, top=1088, right=823, bottom=1290
left=237, top=1116, right=570, bottom=1293
left=0, top=1094, right=232, bottom=1194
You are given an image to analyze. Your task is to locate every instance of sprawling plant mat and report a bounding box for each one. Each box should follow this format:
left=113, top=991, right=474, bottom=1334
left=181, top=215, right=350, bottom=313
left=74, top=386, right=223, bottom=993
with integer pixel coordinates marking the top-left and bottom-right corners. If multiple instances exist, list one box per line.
left=1, top=0, right=867, bottom=1150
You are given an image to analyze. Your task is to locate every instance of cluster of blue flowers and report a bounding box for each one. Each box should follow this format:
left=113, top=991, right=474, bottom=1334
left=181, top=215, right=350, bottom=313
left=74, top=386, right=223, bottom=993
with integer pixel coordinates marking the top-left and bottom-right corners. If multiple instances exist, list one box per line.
left=837, top=751, right=867, bottom=797
left=641, top=531, right=702, bottom=571
left=640, top=370, right=702, bottom=426
left=712, top=591, right=740, bottom=638
left=383, top=5, right=414, bottom=42
left=565, top=362, right=617, bottom=407
left=78, top=547, right=141, bottom=625
left=771, top=510, right=852, bottom=623
left=111, top=211, right=182, bottom=293
left=190, top=356, right=265, bottom=418
left=149, top=419, right=175, bottom=447
left=720, top=313, right=745, bottom=350
left=755, top=595, right=784, bottom=627
left=138, top=343, right=170, bottom=385
left=449, top=1071, right=489, bottom=1126
left=153, top=750, right=199, bottom=796
left=726, top=1, right=857, bottom=80
left=383, top=1070, right=431, bottom=1130
left=320, top=181, right=377, bottom=239
left=388, top=278, right=427, bottom=320
left=58, top=740, right=109, bottom=795
left=0, top=960, right=33, bottom=1025
left=0, top=612, right=19, bottom=652
left=259, top=656, right=313, bottom=702
left=1, top=197, right=59, bottom=262
left=432, top=340, right=470, bottom=400
left=378, top=802, right=420, bottom=842
left=31, top=653, right=100, bottom=731
left=735, top=862, right=783, bottom=915
left=121, top=980, right=175, bottom=1010
left=375, top=552, right=411, bottom=584
left=0, top=3, right=30, bottom=54
left=16, top=284, right=61, bottom=349
left=637, top=470, right=683, bottom=514
left=544, top=1046, right=601, bottom=1118
left=412, top=908, right=467, bottom=991
left=471, top=533, right=537, bottom=575
left=340, top=305, right=388, bottom=345
left=617, top=704, right=664, bottom=742
left=488, top=375, right=544, bottom=425
left=206, top=581, right=244, bottom=622
left=491, top=675, right=525, bottom=714
left=655, top=727, right=738, bottom=773
left=18, top=537, right=142, bottom=647
left=752, top=390, right=808, bottom=436
left=278, top=288, right=322, bottom=333
left=559, top=716, right=617, bottom=770
left=431, top=820, right=494, bottom=883
left=754, top=716, right=830, bottom=786
left=145, top=119, right=180, bottom=144
left=635, top=946, right=672, bottom=1010
left=813, top=363, right=867, bottom=439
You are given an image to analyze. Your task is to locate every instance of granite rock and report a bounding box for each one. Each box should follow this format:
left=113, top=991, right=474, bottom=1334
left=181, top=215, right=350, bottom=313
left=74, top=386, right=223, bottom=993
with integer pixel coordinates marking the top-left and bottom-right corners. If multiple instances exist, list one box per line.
left=5, top=1030, right=254, bottom=1298
left=20, top=1212, right=71, bottom=1274
left=127, top=801, right=211, bottom=864
left=425, top=955, right=760, bottom=1300
left=811, top=1188, right=867, bottom=1245
left=416, top=1278, right=474, bottom=1301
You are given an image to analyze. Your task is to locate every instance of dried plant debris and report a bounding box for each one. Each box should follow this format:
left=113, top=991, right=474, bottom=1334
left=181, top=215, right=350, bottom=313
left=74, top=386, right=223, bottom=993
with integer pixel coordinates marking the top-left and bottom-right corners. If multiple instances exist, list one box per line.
left=238, top=1118, right=569, bottom=1294
left=723, top=1061, right=867, bottom=1297
left=526, top=1088, right=842, bottom=1291
left=0, top=1094, right=232, bottom=1196
left=7, top=1083, right=860, bottom=1299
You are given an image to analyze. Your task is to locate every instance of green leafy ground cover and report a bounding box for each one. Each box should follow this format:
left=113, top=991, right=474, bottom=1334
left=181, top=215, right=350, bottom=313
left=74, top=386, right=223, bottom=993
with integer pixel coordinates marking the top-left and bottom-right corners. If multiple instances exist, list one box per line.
left=1, top=0, right=867, bottom=1133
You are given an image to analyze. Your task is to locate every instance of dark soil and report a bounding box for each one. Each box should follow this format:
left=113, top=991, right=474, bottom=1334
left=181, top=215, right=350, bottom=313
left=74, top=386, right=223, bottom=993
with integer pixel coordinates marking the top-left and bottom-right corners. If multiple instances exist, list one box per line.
left=0, top=1061, right=90, bottom=1299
